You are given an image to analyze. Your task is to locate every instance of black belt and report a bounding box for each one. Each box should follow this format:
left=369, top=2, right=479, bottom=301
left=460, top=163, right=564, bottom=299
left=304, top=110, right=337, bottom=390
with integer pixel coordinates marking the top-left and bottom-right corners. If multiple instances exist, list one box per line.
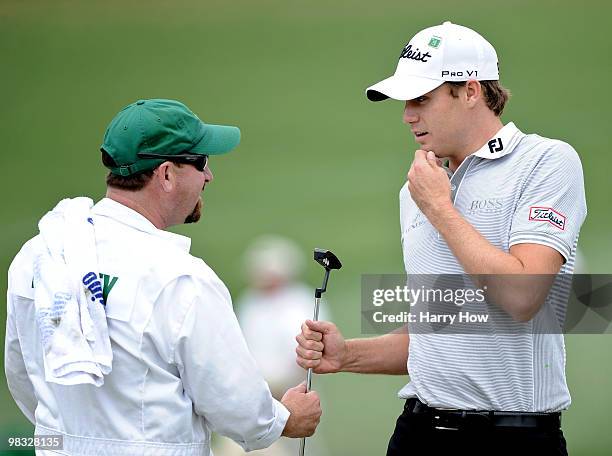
left=404, top=398, right=561, bottom=431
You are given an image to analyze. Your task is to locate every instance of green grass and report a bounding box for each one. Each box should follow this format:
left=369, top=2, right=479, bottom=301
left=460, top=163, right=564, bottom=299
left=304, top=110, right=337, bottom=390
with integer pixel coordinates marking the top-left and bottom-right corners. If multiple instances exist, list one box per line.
left=1, top=1, right=611, bottom=454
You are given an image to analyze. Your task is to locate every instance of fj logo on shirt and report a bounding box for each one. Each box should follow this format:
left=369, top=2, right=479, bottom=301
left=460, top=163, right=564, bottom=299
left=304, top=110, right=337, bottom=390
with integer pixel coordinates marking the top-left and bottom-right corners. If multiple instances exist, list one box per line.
left=528, top=206, right=566, bottom=230
left=488, top=138, right=504, bottom=153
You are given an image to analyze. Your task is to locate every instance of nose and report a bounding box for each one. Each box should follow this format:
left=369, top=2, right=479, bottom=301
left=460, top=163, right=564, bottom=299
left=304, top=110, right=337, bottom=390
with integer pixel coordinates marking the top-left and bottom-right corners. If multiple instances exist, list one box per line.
left=403, top=101, right=418, bottom=124
left=204, top=166, right=213, bottom=183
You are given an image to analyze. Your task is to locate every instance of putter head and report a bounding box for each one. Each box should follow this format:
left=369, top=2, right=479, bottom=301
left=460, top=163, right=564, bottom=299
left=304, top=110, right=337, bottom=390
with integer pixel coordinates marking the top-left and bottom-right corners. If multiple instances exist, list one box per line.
left=313, top=248, right=342, bottom=270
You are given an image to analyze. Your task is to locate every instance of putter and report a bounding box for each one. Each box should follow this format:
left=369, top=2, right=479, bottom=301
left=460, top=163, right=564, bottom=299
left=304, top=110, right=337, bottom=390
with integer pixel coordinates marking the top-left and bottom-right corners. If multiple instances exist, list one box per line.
left=298, top=248, right=342, bottom=456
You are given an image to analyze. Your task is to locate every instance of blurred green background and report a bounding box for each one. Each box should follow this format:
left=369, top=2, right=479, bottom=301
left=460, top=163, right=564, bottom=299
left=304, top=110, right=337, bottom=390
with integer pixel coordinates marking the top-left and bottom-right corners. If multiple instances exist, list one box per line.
left=1, top=0, right=611, bottom=454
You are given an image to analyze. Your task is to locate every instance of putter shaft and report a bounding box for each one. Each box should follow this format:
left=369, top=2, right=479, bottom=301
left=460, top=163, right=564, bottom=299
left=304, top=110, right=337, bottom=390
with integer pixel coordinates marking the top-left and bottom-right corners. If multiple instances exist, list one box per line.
left=299, top=296, right=321, bottom=456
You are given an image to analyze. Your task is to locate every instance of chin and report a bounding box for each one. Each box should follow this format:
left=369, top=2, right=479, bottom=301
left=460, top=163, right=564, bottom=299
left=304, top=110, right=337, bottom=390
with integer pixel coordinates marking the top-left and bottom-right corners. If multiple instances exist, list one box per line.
left=426, top=146, right=445, bottom=157
left=418, top=141, right=435, bottom=151
left=184, top=198, right=203, bottom=224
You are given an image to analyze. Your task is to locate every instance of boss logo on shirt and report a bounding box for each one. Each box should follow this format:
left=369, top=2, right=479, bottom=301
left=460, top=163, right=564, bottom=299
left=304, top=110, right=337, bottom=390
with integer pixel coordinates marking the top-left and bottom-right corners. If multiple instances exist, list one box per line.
left=529, top=206, right=566, bottom=230
left=468, top=198, right=504, bottom=213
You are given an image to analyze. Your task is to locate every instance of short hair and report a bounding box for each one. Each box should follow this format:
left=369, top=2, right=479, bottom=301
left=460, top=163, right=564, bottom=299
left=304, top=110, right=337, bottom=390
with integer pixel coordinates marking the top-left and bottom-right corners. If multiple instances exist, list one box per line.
left=101, top=150, right=156, bottom=191
left=447, top=80, right=511, bottom=117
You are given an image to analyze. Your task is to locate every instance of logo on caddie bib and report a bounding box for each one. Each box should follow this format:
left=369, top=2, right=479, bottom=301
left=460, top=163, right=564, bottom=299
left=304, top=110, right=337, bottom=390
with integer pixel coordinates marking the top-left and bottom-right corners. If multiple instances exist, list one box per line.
left=529, top=206, right=566, bottom=230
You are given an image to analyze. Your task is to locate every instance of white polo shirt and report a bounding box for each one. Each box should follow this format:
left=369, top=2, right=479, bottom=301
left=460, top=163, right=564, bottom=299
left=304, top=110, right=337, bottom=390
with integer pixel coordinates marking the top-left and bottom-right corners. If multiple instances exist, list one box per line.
left=398, top=122, right=587, bottom=412
left=5, top=198, right=289, bottom=456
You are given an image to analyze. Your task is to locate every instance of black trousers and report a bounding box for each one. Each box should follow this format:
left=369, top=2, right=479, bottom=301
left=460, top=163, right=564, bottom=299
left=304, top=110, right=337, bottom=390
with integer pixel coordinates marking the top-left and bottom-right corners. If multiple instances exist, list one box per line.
left=386, top=401, right=568, bottom=456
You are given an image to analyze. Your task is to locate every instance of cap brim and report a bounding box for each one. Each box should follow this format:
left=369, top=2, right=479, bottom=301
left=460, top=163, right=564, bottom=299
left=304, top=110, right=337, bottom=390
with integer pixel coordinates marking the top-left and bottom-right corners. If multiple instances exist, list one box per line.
left=191, top=123, right=241, bottom=155
left=365, top=74, right=444, bottom=102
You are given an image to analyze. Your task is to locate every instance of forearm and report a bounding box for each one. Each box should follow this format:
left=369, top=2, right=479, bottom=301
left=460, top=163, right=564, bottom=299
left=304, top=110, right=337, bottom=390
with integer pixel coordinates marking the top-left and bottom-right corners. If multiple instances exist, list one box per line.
left=342, top=333, right=408, bottom=375
left=5, top=297, right=37, bottom=424
left=428, top=204, right=556, bottom=321
left=429, top=204, right=524, bottom=275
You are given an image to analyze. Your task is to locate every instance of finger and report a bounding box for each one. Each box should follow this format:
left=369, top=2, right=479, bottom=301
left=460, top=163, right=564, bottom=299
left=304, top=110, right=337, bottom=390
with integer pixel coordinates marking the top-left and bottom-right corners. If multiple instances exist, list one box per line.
left=296, top=345, right=323, bottom=360
left=301, top=322, right=323, bottom=341
left=433, top=154, right=443, bottom=167
left=407, top=168, right=414, bottom=182
left=296, top=333, right=307, bottom=347
left=414, top=149, right=427, bottom=162
left=297, top=358, right=321, bottom=369
left=306, top=391, right=320, bottom=402
left=289, top=381, right=307, bottom=393
left=426, top=151, right=444, bottom=168
left=305, top=320, right=335, bottom=336
left=426, top=150, right=438, bottom=164
left=296, top=334, right=324, bottom=351
left=306, top=339, right=324, bottom=351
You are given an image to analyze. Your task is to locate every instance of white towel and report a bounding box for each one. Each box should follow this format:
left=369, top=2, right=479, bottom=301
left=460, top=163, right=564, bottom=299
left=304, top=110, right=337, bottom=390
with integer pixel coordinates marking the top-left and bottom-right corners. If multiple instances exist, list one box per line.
left=34, top=197, right=112, bottom=386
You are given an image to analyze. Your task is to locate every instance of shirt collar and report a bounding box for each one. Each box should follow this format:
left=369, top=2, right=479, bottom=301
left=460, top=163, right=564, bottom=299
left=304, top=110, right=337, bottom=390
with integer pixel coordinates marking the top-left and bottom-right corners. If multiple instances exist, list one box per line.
left=471, top=122, right=525, bottom=160
left=92, top=198, right=192, bottom=252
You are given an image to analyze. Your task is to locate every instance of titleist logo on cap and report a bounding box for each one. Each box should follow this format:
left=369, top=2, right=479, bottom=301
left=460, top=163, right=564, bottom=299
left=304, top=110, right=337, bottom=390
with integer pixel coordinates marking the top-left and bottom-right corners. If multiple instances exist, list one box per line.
left=366, top=22, right=500, bottom=102
left=399, top=44, right=432, bottom=63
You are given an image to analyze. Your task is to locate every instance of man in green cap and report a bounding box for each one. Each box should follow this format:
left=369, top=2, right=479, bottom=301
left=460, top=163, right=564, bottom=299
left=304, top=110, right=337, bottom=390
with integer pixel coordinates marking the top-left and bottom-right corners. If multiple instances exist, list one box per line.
left=5, top=99, right=321, bottom=455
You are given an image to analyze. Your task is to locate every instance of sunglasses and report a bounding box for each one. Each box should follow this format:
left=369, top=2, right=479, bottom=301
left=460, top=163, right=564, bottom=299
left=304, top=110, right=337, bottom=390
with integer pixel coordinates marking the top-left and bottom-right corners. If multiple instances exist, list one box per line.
left=137, top=152, right=208, bottom=172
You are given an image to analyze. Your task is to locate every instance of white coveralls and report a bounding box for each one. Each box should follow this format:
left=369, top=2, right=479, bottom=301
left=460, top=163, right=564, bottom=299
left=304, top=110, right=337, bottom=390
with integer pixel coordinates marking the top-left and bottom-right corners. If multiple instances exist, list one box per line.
left=5, top=198, right=289, bottom=456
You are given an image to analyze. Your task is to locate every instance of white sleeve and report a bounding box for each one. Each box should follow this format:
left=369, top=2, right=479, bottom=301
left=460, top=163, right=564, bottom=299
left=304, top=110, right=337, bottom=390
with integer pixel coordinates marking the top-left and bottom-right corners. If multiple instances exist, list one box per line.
left=4, top=290, right=37, bottom=425
left=509, top=141, right=587, bottom=261
left=172, top=275, right=290, bottom=451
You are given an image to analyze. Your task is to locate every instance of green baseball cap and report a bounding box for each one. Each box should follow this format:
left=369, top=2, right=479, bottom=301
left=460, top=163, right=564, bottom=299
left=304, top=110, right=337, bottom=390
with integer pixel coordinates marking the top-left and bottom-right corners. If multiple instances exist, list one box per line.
left=101, top=99, right=241, bottom=176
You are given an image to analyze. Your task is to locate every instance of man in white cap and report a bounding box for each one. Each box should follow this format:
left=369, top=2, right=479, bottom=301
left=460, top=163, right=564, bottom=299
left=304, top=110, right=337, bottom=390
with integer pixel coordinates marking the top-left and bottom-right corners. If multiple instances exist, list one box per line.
left=6, top=99, right=321, bottom=455
left=296, top=22, right=586, bottom=455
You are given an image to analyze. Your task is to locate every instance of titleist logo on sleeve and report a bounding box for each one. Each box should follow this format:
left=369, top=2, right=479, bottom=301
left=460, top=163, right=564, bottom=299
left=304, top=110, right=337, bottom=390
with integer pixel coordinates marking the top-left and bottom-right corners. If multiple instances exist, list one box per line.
left=529, top=206, right=566, bottom=230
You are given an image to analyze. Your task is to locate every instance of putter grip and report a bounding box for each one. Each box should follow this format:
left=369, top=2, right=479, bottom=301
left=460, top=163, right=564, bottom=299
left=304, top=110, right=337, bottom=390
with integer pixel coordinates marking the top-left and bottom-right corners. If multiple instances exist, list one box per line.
left=306, top=297, right=319, bottom=394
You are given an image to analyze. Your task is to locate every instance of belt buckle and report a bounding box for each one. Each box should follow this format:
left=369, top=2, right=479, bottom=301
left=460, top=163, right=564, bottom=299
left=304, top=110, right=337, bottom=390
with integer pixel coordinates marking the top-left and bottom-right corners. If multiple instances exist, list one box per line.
left=432, top=412, right=460, bottom=431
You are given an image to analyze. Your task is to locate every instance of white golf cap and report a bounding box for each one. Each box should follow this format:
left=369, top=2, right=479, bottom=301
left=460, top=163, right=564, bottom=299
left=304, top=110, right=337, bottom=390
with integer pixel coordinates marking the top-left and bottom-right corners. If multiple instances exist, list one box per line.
left=366, top=21, right=499, bottom=102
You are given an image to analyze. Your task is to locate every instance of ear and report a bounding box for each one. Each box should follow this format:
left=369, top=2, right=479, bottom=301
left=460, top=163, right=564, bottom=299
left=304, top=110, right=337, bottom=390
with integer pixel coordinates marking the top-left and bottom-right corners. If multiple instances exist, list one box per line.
left=464, top=80, right=482, bottom=108
left=154, top=162, right=176, bottom=193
